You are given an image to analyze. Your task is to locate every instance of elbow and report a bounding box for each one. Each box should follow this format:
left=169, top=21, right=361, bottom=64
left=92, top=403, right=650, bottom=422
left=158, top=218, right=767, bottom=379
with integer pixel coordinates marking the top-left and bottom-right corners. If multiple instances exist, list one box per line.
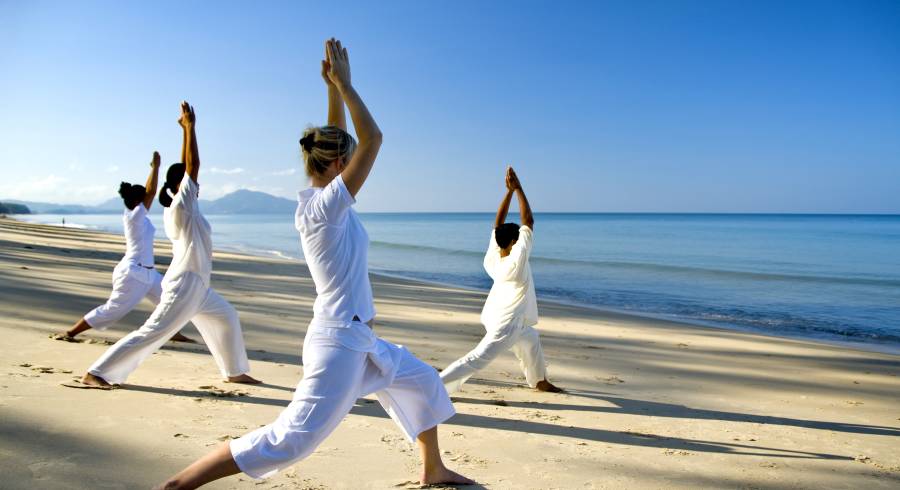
left=368, top=130, right=383, bottom=148
left=361, top=126, right=383, bottom=148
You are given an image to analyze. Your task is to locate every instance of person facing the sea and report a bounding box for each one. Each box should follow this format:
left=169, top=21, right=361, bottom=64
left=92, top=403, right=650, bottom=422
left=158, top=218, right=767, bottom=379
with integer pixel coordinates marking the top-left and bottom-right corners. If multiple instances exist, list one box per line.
left=440, top=167, right=562, bottom=393
left=154, top=38, right=473, bottom=490
left=56, top=152, right=195, bottom=344
left=72, top=101, right=259, bottom=389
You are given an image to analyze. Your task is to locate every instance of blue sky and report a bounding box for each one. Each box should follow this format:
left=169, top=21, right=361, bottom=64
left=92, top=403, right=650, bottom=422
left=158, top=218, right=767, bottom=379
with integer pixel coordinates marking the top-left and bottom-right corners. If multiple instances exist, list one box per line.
left=1, top=0, right=898, bottom=212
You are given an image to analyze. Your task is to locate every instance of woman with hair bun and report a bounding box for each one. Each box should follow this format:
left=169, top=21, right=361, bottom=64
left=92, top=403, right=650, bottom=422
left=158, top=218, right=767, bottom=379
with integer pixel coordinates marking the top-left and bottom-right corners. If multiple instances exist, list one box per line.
left=155, top=38, right=472, bottom=489
left=57, top=152, right=194, bottom=343
left=74, top=102, right=259, bottom=389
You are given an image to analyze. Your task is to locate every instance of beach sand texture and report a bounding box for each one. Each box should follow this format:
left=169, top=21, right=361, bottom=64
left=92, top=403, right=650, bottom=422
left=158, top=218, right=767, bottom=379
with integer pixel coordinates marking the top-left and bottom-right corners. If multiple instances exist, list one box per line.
left=0, top=217, right=898, bottom=489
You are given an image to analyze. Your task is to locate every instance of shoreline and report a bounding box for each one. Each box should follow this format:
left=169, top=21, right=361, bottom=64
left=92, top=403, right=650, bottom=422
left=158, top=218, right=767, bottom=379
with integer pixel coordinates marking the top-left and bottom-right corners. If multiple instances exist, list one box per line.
left=10, top=214, right=900, bottom=357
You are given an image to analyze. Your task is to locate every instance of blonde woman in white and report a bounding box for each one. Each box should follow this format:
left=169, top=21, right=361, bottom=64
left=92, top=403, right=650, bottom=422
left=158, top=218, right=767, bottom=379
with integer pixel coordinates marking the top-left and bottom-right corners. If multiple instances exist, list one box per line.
left=440, top=167, right=562, bottom=394
left=58, top=152, right=195, bottom=344
left=77, top=102, right=258, bottom=389
left=154, top=39, right=473, bottom=490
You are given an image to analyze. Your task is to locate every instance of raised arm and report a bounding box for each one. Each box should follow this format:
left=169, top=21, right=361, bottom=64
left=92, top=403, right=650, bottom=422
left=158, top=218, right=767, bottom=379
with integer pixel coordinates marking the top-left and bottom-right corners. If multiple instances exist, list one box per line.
left=143, top=151, right=161, bottom=210
left=508, top=167, right=534, bottom=229
left=322, top=41, right=347, bottom=131
left=178, top=101, right=200, bottom=183
left=494, top=169, right=515, bottom=229
left=324, top=38, right=382, bottom=197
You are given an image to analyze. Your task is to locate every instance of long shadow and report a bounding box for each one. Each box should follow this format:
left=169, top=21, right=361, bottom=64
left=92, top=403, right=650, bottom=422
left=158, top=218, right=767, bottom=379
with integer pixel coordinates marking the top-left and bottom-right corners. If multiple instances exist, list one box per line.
left=451, top=393, right=900, bottom=437
left=123, top=384, right=853, bottom=461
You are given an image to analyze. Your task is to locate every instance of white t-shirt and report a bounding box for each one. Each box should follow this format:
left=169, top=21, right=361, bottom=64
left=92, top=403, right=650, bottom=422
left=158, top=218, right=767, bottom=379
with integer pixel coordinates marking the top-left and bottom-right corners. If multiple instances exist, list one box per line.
left=121, top=204, right=155, bottom=267
left=295, top=175, right=375, bottom=328
left=481, top=225, right=539, bottom=328
left=163, top=176, right=213, bottom=287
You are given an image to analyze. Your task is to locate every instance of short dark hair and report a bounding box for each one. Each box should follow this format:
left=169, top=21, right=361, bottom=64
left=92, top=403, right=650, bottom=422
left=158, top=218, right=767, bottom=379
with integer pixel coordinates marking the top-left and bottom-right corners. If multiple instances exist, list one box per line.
left=118, top=182, right=146, bottom=210
left=158, top=163, right=186, bottom=207
left=495, top=223, right=520, bottom=249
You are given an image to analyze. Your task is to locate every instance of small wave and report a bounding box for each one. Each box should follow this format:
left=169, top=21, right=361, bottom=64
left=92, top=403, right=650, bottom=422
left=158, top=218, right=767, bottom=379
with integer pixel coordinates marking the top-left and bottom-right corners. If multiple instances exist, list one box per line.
left=369, top=240, right=900, bottom=288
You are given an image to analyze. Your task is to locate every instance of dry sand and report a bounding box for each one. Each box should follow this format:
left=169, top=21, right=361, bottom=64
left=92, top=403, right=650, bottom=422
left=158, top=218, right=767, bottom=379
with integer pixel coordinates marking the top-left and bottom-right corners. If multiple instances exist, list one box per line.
left=0, top=217, right=898, bottom=489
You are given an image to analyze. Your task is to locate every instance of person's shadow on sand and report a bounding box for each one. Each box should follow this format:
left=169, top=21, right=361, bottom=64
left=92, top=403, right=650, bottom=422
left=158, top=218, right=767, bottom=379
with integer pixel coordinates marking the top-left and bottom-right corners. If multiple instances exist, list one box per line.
left=122, top=382, right=861, bottom=461
left=450, top=389, right=900, bottom=438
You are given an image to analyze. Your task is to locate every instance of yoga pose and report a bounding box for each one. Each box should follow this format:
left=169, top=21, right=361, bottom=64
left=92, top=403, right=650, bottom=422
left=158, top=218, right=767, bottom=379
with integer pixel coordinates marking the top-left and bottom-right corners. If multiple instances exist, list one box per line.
left=57, top=152, right=194, bottom=344
left=76, top=102, right=258, bottom=389
left=155, top=39, right=473, bottom=489
left=440, top=167, right=562, bottom=393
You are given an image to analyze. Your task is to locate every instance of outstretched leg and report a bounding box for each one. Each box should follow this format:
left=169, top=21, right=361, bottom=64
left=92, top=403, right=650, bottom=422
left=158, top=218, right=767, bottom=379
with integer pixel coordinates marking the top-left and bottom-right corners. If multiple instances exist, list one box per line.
left=439, top=322, right=520, bottom=393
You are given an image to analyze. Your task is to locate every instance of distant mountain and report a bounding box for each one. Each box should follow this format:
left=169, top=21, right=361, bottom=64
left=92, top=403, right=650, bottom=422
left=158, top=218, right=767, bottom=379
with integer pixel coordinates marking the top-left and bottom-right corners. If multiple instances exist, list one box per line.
left=202, top=189, right=296, bottom=214
left=0, top=202, right=31, bottom=214
left=4, top=189, right=296, bottom=215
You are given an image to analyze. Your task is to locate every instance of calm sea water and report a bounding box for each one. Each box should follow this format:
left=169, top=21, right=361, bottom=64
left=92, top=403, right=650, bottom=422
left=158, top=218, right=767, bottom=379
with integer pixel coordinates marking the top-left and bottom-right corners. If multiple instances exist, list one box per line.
left=22, top=212, right=900, bottom=351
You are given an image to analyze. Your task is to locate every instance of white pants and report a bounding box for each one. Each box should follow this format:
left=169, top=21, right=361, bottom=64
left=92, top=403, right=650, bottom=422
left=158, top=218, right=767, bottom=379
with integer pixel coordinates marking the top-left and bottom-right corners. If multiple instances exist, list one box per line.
left=87, top=272, right=251, bottom=385
left=440, top=319, right=548, bottom=393
left=230, top=321, right=455, bottom=479
left=84, top=262, right=163, bottom=330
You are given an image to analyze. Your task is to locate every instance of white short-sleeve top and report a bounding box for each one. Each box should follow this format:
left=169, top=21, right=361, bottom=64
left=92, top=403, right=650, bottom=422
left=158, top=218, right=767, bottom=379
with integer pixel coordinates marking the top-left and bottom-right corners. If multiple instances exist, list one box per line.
left=295, top=174, right=375, bottom=328
left=481, top=225, right=539, bottom=328
left=162, top=176, right=213, bottom=287
left=121, top=204, right=155, bottom=267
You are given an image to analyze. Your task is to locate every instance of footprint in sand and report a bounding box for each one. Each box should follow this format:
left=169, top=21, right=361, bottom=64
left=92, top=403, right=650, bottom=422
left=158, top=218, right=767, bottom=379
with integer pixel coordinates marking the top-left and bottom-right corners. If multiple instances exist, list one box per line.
left=198, top=385, right=248, bottom=398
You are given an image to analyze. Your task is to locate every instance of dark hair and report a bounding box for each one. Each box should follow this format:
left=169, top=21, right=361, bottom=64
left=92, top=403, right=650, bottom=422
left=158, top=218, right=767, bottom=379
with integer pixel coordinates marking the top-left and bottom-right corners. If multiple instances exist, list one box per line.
left=495, top=223, right=520, bottom=249
left=118, top=182, right=147, bottom=210
left=158, top=163, right=186, bottom=207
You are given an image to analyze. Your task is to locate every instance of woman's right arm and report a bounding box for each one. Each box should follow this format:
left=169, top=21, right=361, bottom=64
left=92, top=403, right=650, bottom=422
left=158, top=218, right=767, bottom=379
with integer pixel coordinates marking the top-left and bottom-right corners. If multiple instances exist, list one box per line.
left=325, top=39, right=382, bottom=198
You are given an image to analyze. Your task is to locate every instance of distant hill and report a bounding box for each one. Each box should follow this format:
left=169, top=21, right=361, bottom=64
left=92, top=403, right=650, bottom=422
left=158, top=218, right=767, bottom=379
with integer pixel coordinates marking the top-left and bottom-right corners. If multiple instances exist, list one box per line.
left=4, top=189, right=295, bottom=215
left=0, top=202, right=31, bottom=214
left=202, top=189, right=296, bottom=214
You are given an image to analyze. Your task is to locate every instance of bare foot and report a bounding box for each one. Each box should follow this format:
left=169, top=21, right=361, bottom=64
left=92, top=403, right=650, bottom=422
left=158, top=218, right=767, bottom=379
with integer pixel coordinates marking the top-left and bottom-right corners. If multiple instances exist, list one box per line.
left=536, top=379, right=564, bottom=393
left=226, top=374, right=261, bottom=384
left=169, top=332, right=197, bottom=343
left=51, top=332, right=82, bottom=342
left=421, top=466, right=476, bottom=486
left=79, top=372, right=117, bottom=389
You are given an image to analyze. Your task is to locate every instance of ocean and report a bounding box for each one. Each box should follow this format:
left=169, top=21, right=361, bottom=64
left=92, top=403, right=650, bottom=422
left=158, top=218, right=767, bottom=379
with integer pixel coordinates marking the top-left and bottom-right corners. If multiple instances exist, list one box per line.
left=21, top=212, right=900, bottom=352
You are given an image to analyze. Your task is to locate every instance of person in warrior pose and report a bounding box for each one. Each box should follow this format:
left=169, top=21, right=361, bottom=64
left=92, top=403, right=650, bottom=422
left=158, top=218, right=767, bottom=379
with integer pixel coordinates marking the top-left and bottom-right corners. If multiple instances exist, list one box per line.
left=440, top=167, right=563, bottom=394
left=57, top=152, right=195, bottom=344
left=154, top=38, right=473, bottom=489
left=73, top=101, right=259, bottom=389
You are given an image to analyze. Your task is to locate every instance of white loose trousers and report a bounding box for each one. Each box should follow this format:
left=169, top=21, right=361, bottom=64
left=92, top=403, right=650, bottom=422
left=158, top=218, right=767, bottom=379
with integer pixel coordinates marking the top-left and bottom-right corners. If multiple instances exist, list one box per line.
left=230, top=321, right=455, bottom=479
left=440, top=319, right=548, bottom=394
left=84, top=262, right=163, bottom=331
left=87, top=272, right=250, bottom=384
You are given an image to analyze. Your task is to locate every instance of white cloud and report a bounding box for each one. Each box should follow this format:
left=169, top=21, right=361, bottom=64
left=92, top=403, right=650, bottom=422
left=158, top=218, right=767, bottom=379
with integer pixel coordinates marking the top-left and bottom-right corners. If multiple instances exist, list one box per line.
left=106, top=165, right=120, bottom=173
left=0, top=174, right=110, bottom=203
left=205, top=167, right=245, bottom=175
left=269, top=168, right=298, bottom=176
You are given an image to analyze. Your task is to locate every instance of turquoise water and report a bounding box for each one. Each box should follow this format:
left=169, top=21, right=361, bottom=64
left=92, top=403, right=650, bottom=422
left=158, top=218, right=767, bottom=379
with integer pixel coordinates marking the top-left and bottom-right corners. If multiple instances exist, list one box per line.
left=23, top=212, right=900, bottom=350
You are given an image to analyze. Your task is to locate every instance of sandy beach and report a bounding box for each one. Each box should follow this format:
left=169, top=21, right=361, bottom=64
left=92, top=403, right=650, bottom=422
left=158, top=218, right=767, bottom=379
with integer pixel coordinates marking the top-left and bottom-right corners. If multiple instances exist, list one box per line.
left=0, top=217, right=897, bottom=489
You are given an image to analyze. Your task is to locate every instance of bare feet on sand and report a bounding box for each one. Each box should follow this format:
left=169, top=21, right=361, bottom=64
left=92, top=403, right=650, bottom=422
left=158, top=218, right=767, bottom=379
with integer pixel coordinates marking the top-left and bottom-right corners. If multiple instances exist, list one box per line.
left=81, top=372, right=116, bottom=389
left=169, top=331, right=198, bottom=343
left=536, top=379, right=564, bottom=393
left=226, top=374, right=261, bottom=384
left=421, top=466, right=476, bottom=486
